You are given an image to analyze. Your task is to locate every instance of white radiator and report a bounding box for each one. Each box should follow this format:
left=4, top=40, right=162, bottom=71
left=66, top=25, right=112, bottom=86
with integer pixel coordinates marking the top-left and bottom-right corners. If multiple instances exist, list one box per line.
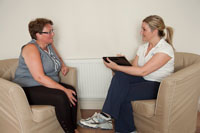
left=65, top=58, right=113, bottom=109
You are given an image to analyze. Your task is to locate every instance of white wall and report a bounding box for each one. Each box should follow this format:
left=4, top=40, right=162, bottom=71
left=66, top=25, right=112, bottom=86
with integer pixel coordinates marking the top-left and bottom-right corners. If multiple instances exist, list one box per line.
left=1, top=0, right=200, bottom=109
left=1, top=0, right=200, bottom=61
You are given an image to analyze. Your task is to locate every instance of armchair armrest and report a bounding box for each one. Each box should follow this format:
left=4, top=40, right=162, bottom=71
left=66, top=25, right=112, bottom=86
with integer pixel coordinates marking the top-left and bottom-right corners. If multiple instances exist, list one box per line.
left=59, top=67, right=77, bottom=89
left=155, top=62, right=200, bottom=115
left=0, top=78, right=33, bottom=127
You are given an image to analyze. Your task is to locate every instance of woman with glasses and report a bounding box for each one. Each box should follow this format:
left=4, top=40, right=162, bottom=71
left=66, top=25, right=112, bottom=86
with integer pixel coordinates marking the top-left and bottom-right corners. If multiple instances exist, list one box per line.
left=13, top=18, right=78, bottom=133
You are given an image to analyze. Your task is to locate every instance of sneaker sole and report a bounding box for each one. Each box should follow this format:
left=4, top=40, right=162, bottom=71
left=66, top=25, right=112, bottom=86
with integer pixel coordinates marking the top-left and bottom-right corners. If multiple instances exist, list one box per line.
left=77, top=121, right=113, bottom=130
left=77, top=121, right=98, bottom=129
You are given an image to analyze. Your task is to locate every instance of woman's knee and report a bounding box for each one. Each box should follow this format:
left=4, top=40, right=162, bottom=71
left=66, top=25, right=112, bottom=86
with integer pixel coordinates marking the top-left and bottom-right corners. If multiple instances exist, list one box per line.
left=54, top=90, right=70, bottom=104
left=115, top=71, right=126, bottom=77
left=60, top=83, right=77, bottom=98
left=114, top=71, right=132, bottom=80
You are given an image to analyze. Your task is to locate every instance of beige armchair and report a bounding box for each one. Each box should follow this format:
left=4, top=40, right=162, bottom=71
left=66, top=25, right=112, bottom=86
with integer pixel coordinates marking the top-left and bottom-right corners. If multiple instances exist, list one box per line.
left=132, top=52, right=200, bottom=133
left=0, top=58, right=81, bottom=133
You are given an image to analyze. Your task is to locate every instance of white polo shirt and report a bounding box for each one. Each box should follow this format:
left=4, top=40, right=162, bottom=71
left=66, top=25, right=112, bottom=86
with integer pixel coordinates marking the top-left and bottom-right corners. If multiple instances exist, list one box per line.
left=136, top=39, right=174, bottom=82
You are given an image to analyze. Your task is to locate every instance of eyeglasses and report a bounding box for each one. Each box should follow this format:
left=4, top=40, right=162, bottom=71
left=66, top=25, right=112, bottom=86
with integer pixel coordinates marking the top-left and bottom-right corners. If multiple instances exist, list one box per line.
left=39, top=29, right=54, bottom=34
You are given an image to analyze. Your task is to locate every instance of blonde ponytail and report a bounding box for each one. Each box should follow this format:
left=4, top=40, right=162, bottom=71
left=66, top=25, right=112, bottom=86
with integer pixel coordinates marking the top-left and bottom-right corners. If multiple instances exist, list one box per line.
left=165, top=26, right=175, bottom=50
left=165, top=26, right=173, bottom=45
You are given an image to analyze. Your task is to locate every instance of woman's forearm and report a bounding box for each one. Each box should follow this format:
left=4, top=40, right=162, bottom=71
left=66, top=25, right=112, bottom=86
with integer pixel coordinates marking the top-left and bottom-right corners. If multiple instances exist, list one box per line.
left=117, top=65, right=146, bottom=76
left=34, top=74, right=65, bottom=90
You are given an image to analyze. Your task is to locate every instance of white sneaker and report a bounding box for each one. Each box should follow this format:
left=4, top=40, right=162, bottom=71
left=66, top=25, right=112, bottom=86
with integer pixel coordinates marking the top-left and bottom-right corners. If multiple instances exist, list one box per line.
left=79, top=112, right=113, bottom=130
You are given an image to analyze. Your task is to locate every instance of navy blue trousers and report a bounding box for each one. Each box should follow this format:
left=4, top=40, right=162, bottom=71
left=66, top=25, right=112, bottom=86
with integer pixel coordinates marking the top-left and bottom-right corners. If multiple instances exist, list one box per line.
left=102, top=71, right=160, bottom=133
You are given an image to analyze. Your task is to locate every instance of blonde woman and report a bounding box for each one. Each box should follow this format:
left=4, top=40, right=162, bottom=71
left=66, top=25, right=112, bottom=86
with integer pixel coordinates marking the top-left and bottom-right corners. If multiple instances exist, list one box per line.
left=79, top=15, right=174, bottom=133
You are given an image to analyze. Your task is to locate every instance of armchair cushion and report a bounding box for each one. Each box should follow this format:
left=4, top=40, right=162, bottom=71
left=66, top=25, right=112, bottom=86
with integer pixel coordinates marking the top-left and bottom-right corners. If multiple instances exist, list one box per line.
left=132, top=99, right=156, bottom=117
left=31, top=105, right=56, bottom=122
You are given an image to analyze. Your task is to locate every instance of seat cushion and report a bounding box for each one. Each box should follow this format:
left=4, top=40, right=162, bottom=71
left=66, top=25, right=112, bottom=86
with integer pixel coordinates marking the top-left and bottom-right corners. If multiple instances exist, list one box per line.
left=31, top=105, right=56, bottom=122
left=132, top=99, right=156, bottom=117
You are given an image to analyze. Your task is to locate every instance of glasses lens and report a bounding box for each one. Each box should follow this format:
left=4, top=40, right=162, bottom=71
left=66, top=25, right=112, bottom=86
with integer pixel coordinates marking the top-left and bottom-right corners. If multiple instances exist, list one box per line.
left=40, top=29, right=54, bottom=34
left=49, top=29, right=54, bottom=34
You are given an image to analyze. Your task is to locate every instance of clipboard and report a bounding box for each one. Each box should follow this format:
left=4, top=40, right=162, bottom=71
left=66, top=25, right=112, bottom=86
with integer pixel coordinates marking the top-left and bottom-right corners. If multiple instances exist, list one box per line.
left=103, top=56, right=132, bottom=66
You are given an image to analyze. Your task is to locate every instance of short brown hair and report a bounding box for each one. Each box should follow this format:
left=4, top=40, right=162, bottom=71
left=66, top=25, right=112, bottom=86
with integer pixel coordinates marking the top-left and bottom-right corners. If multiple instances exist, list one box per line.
left=28, top=18, right=53, bottom=39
